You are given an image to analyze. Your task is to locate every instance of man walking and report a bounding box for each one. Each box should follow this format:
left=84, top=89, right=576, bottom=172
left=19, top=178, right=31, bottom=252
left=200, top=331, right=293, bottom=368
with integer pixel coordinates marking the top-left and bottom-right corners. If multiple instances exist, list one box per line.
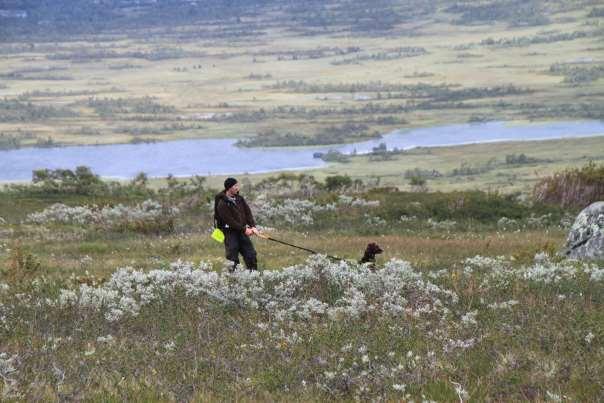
left=215, top=177, right=259, bottom=271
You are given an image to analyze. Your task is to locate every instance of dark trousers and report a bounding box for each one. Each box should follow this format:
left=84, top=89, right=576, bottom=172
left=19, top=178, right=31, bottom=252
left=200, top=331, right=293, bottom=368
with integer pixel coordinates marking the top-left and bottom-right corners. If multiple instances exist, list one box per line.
left=224, top=230, right=257, bottom=271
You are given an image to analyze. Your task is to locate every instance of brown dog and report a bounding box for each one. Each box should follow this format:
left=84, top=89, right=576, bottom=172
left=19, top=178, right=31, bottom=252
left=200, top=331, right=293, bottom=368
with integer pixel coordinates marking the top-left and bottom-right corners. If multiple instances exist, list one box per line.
left=359, top=242, right=383, bottom=265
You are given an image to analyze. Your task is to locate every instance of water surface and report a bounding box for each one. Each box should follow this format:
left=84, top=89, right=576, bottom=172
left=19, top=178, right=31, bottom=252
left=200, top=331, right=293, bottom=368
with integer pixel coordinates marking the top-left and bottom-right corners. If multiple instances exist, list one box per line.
left=1, top=120, right=603, bottom=181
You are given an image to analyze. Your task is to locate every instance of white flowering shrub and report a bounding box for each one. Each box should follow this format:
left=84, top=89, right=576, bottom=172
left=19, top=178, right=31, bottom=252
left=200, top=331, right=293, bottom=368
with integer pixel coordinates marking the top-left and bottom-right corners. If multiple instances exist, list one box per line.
left=559, top=213, right=575, bottom=229
left=0, top=352, right=19, bottom=398
left=0, top=301, right=8, bottom=332
left=497, top=217, right=519, bottom=230
left=526, top=213, right=552, bottom=229
left=522, top=260, right=592, bottom=284
left=26, top=204, right=97, bottom=225
left=487, top=300, right=519, bottom=310
left=363, top=214, right=387, bottom=227
left=427, top=218, right=457, bottom=231
left=25, top=200, right=179, bottom=233
left=463, top=255, right=509, bottom=273
left=252, top=195, right=378, bottom=226
left=497, top=214, right=563, bottom=231
left=1, top=253, right=602, bottom=401
left=253, top=198, right=333, bottom=225
left=399, top=215, right=418, bottom=222
left=337, top=195, right=380, bottom=208
left=53, top=255, right=458, bottom=324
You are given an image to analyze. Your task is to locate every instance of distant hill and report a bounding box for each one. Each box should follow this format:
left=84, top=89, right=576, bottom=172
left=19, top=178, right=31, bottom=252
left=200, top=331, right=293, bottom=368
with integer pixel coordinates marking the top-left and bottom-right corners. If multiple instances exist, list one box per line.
left=0, top=0, right=588, bottom=41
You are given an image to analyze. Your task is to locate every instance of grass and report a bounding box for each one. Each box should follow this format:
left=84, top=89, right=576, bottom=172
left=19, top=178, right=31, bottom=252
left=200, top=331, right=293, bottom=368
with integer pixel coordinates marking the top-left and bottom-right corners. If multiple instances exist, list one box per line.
left=0, top=180, right=602, bottom=400
left=319, top=135, right=604, bottom=192
left=1, top=2, right=603, bottom=399
left=0, top=4, right=602, bottom=150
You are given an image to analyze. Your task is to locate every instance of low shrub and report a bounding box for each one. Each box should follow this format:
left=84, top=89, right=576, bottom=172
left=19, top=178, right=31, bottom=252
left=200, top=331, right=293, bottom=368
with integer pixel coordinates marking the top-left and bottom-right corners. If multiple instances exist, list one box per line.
left=368, top=190, right=562, bottom=224
left=25, top=199, right=179, bottom=234
left=533, top=162, right=604, bottom=209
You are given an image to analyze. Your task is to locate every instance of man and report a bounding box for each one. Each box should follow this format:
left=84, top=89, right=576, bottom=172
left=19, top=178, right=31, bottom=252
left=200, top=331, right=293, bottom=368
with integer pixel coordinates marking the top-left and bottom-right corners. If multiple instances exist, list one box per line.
left=215, top=177, right=259, bottom=271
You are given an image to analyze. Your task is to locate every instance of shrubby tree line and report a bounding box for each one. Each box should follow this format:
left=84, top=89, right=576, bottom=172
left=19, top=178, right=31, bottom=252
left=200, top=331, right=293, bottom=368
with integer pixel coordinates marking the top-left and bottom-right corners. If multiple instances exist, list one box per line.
left=588, top=7, right=604, bottom=18
left=549, top=63, right=604, bottom=85
left=2, top=166, right=206, bottom=200
left=46, top=47, right=205, bottom=63
left=0, top=95, right=179, bottom=124
left=16, top=88, right=124, bottom=101
left=0, top=98, right=78, bottom=122
left=1, top=0, right=570, bottom=43
left=269, top=80, right=454, bottom=94
left=478, top=30, right=593, bottom=48
left=534, top=161, right=604, bottom=209
left=237, top=123, right=378, bottom=148
left=331, top=47, right=427, bottom=65
left=446, top=0, right=550, bottom=27
left=0, top=130, right=50, bottom=150
left=86, top=96, right=177, bottom=117
left=505, top=153, right=542, bottom=165
left=215, top=96, right=603, bottom=131
left=112, top=122, right=205, bottom=137
left=519, top=101, right=604, bottom=121
left=269, top=81, right=531, bottom=100
left=0, top=133, right=21, bottom=150
left=217, top=83, right=532, bottom=127
left=266, top=46, right=361, bottom=61
left=0, top=66, right=72, bottom=81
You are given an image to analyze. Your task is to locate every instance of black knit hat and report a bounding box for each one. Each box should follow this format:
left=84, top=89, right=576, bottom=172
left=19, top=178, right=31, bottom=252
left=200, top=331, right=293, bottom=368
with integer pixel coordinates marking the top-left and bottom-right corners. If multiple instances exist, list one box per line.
left=224, top=177, right=238, bottom=190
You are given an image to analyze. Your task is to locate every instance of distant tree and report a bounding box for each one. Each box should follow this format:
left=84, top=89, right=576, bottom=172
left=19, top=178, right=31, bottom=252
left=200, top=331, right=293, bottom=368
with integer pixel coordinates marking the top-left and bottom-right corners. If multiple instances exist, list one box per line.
left=409, top=176, right=428, bottom=192
left=325, top=175, right=353, bottom=191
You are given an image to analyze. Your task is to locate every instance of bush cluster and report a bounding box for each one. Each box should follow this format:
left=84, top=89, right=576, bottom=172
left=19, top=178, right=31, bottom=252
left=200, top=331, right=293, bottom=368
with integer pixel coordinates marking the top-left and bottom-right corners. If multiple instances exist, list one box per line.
left=533, top=162, right=604, bottom=209
left=25, top=200, right=179, bottom=234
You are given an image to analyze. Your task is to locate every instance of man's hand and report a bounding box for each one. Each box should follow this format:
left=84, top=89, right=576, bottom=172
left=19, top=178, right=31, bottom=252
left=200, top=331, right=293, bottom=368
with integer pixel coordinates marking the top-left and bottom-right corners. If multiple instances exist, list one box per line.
left=251, top=227, right=260, bottom=236
left=244, top=227, right=254, bottom=236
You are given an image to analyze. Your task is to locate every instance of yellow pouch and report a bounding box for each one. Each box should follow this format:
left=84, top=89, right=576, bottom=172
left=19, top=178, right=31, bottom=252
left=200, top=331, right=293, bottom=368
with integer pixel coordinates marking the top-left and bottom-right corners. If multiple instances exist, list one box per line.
left=211, top=228, right=225, bottom=243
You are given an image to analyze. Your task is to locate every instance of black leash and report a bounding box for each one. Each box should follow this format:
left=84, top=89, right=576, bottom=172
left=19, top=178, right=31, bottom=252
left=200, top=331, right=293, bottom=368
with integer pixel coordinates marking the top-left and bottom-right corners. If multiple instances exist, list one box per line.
left=259, top=234, right=343, bottom=262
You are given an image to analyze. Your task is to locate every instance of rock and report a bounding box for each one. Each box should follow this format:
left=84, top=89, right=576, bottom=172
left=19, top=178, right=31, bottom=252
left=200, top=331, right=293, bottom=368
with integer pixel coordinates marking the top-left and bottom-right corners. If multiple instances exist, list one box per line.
left=565, top=201, right=604, bottom=260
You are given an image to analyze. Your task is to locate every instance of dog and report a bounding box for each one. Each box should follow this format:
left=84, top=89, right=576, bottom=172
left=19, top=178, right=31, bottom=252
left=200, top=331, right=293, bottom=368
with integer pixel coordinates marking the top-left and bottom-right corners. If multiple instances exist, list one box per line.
left=359, top=242, right=383, bottom=267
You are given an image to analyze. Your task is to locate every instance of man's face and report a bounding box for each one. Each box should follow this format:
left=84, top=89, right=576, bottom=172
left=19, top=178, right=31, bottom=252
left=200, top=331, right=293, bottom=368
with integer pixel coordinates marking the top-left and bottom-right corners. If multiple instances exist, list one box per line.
left=227, top=183, right=240, bottom=196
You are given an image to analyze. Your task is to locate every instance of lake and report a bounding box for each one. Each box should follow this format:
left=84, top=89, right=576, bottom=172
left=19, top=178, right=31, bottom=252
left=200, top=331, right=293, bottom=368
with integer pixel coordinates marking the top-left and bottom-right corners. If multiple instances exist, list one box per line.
left=1, top=120, right=603, bottom=181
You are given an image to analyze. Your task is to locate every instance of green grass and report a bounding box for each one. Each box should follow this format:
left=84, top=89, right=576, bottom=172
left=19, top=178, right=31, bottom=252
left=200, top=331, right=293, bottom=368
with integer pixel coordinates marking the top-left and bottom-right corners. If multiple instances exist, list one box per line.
left=1, top=2, right=603, bottom=399
left=0, top=183, right=602, bottom=400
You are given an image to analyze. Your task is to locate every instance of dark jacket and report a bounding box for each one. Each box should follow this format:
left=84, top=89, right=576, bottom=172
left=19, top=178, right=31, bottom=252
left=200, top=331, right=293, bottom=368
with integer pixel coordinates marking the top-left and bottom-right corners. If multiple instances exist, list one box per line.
left=215, top=191, right=256, bottom=233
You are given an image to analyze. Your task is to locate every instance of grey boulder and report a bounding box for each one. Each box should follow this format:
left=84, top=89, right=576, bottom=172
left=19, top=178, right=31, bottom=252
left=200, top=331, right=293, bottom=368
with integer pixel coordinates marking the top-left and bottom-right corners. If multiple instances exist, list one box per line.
left=565, top=201, right=604, bottom=260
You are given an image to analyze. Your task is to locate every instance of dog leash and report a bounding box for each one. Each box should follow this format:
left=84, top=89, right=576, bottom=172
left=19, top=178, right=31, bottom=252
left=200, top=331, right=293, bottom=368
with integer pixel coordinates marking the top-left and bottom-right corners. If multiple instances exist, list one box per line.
left=256, top=233, right=344, bottom=262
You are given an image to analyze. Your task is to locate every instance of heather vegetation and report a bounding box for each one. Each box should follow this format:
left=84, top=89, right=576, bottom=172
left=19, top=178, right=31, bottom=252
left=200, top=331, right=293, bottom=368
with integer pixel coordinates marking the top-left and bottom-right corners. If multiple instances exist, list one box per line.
left=0, top=165, right=603, bottom=400
left=1, top=0, right=604, bottom=399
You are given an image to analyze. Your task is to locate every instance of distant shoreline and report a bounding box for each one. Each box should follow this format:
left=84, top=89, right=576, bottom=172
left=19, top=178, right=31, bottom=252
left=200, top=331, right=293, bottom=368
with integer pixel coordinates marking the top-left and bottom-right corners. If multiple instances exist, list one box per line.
left=2, top=123, right=603, bottom=184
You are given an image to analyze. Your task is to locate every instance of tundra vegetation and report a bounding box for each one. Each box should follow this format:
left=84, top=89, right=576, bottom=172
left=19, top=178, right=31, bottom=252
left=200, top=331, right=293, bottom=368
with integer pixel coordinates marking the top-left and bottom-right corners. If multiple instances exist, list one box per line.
left=1, top=0, right=604, bottom=400
left=0, top=0, right=603, bottom=149
left=0, top=164, right=603, bottom=400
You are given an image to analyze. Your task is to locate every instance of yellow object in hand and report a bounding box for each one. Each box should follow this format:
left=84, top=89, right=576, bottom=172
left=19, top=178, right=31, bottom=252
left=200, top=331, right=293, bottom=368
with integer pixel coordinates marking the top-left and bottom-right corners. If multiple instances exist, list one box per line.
left=211, top=228, right=225, bottom=243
